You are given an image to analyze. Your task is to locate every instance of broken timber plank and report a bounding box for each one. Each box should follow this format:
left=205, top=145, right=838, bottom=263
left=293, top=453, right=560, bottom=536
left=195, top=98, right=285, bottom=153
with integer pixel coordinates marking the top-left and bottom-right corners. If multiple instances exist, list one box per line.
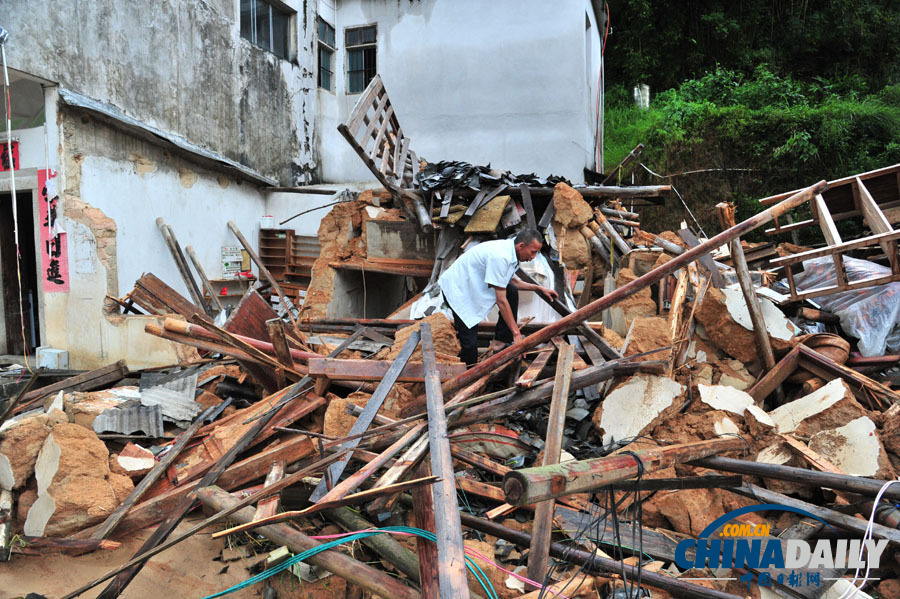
left=422, top=322, right=470, bottom=599
left=214, top=476, right=437, bottom=536
left=156, top=218, right=209, bottom=315
left=253, top=460, right=285, bottom=521
left=307, top=357, right=465, bottom=382
left=726, top=483, right=900, bottom=545
left=515, top=347, right=555, bottom=389
left=310, top=331, right=421, bottom=502
left=185, top=245, right=224, bottom=313
left=441, top=181, right=826, bottom=397
left=412, top=461, right=440, bottom=598
left=527, top=343, right=575, bottom=586
left=678, top=226, right=725, bottom=288
left=14, top=361, right=127, bottom=416
left=129, top=272, right=201, bottom=317
left=504, top=437, right=745, bottom=506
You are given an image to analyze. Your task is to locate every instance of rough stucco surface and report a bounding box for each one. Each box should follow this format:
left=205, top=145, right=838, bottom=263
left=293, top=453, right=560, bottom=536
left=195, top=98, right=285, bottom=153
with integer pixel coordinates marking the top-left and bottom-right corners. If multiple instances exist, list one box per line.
left=315, top=0, right=602, bottom=184
left=3, top=0, right=316, bottom=184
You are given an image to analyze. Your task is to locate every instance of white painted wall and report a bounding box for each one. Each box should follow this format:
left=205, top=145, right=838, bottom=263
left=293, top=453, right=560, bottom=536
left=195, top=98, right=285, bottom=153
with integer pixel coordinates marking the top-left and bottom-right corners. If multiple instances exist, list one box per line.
left=77, top=156, right=268, bottom=297
left=314, top=0, right=602, bottom=184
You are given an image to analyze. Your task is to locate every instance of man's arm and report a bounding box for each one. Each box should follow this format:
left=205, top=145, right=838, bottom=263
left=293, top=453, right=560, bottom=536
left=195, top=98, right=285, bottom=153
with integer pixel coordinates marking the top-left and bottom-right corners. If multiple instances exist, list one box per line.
left=493, top=285, right=523, bottom=344
left=509, top=277, right=559, bottom=301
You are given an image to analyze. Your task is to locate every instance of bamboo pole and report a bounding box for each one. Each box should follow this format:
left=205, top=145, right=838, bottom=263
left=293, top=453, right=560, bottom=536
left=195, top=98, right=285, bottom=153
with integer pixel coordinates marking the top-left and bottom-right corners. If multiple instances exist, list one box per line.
left=442, top=181, right=826, bottom=397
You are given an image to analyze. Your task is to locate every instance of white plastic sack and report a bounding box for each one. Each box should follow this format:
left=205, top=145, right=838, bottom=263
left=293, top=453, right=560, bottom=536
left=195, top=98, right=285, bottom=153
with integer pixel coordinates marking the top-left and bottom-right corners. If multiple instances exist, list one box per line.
left=792, top=256, right=900, bottom=356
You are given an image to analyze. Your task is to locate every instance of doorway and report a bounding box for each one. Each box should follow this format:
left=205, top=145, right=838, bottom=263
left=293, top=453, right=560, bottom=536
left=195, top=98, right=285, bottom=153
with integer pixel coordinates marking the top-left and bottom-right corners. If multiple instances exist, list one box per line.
left=0, top=191, right=40, bottom=355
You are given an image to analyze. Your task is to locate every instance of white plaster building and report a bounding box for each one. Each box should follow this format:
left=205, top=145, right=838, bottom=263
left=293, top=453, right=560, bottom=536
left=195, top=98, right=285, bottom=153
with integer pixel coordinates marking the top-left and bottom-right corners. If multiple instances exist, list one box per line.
left=0, top=0, right=606, bottom=368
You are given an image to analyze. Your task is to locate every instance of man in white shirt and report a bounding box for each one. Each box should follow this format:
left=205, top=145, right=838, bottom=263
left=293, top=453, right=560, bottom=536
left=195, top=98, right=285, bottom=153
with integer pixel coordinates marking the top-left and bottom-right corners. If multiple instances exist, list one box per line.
left=438, top=228, right=559, bottom=365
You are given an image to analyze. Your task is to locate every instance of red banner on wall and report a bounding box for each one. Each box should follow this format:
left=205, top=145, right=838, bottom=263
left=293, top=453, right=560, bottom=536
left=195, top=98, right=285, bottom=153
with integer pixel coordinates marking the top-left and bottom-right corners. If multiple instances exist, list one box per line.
left=0, top=141, right=19, bottom=171
left=38, top=169, right=69, bottom=292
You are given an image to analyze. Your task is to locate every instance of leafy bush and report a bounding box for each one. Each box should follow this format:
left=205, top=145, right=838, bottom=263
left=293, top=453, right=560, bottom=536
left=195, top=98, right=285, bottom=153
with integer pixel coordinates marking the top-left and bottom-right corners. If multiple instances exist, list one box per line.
left=603, top=71, right=900, bottom=238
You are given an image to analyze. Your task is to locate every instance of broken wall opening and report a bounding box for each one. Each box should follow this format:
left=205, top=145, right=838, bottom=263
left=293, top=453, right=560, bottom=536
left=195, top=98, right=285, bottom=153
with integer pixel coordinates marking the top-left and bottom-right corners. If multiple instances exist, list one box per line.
left=327, top=269, right=414, bottom=319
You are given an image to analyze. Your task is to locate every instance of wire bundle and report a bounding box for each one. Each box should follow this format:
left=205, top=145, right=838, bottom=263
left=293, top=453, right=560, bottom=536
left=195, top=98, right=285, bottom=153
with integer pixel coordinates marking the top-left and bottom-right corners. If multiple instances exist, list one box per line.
left=202, top=525, right=500, bottom=599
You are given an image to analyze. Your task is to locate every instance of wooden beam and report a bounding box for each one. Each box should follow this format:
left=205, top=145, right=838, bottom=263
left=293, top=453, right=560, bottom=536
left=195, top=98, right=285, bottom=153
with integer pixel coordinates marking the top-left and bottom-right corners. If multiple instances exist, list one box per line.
left=309, top=331, right=421, bottom=503
left=325, top=506, right=421, bottom=584
left=184, top=245, right=224, bottom=312
left=856, top=176, right=894, bottom=256
left=503, top=437, right=745, bottom=506
left=527, top=343, right=575, bottom=586
left=814, top=194, right=842, bottom=246
left=155, top=219, right=209, bottom=315
left=441, top=181, right=825, bottom=398
left=693, top=455, right=900, bottom=501
left=422, top=323, right=470, bottom=599
left=717, top=204, right=776, bottom=372
left=13, top=361, right=127, bottom=416
left=516, top=268, right=622, bottom=360
left=253, top=460, right=285, bottom=521
left=307, top=357, right=465, bottom=382
left=312, top=397, right=421, bottom=503
left=411, top=461, right=440, bottom=598
left=514, top=347, right=555, bottom=389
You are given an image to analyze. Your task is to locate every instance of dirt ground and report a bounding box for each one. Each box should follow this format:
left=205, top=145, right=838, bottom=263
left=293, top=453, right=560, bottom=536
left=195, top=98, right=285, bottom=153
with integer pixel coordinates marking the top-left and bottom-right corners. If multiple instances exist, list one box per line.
left=0, top=515, right=261, bottom=599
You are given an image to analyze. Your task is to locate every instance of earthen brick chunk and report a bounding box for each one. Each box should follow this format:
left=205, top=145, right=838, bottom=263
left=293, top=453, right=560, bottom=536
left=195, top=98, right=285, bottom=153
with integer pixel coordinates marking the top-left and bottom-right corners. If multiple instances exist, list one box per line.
left=24, top=422, right=133, bottom=537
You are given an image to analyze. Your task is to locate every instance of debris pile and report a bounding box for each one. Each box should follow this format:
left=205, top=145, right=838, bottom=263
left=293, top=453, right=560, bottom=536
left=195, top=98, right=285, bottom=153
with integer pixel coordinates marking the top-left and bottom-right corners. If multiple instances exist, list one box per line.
left=4, top=80, right=900, bottom=599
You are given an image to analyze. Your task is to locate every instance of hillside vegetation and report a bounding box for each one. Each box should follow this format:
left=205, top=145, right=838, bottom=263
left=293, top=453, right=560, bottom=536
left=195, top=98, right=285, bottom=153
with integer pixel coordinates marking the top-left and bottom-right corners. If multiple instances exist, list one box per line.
left=604, top=1, right=900, bottom=238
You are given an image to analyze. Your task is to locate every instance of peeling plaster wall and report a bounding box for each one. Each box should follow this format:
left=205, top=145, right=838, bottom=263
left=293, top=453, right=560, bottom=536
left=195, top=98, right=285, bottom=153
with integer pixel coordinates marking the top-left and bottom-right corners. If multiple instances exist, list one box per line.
left=2, top=0, right=317, bottom=185
left=315, top=0, right=601, bottom=184
left=45, top=111, right=265, bottom=369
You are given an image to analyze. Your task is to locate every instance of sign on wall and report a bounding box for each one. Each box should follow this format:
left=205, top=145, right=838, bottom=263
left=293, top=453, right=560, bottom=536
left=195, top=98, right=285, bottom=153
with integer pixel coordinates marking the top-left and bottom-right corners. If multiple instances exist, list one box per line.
left=0, top=141, right=19, bottom=171
left=38, top=169, right=69, bottom=292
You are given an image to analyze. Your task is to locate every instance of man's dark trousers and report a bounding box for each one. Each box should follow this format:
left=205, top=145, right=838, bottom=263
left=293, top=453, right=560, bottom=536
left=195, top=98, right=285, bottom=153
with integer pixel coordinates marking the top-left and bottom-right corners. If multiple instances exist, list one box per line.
left=448, top=285, right=518, bottom=366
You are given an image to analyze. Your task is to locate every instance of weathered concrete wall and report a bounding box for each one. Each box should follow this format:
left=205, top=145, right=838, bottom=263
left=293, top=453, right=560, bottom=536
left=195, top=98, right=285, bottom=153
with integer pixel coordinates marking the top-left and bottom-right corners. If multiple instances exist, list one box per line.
left=315, top=0, right=602, bottom=184
left=43, top=109, right=266, bottom=368
left=2, top=0, right=317, bottom=185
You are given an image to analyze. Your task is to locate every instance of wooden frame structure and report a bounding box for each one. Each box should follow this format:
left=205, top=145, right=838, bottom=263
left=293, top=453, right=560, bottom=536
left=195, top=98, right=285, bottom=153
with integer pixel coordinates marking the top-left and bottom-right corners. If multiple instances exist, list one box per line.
left=761, top=163, right=900, bottom=300
left=337, top=74, right=431, bottom=228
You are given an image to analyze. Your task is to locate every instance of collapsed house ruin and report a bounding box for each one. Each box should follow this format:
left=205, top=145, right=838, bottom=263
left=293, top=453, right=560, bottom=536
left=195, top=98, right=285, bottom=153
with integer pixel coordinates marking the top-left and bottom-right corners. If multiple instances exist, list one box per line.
left=4, top=3, right=900, bottom=599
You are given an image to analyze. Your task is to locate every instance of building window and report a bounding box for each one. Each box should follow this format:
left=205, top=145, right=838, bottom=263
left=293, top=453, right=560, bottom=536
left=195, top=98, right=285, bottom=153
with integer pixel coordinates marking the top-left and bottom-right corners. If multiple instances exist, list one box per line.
left=346, top=25, right=376, bottom=93
left=240, top=0, right=292, bottom=60
left=317, top=17, right=335, bottom=91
